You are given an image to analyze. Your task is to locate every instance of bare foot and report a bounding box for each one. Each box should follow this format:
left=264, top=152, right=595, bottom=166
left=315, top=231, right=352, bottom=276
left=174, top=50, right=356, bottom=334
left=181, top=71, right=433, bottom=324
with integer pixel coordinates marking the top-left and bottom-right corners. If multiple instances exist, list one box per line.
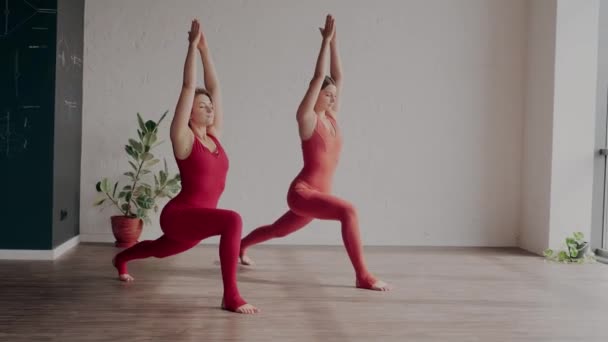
left=239, top=253, right=254, bottom=266
left=221, top=299, right=260, bottom=314
left=112, top=256, right=134, bottom=282
left=356, top=278, right=391, bottom=291
left=119, top=274, right=135, bottom=282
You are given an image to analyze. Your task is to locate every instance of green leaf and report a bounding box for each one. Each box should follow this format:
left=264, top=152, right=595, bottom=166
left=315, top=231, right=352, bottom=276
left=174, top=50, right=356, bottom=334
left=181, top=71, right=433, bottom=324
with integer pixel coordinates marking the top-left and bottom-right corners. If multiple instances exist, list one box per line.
left=129, top=161, right=138, bottom=171
left=149, top=134, right=158, bottom=146
left=569, top=248, right=578, bottom=258
left=118, top=191, right=127, bottom=199
left=145, top=120, right=156, bottom=132
left=543, top=249, right=553, bottom=257
left=136, top=196, right=154, bottom=209
left=95, top=181, right=102, bottom=192
left=122, top=185, right=132, bottom=191
left=141, top=170, right=151, bottom=175
left=146, top=159, right=160, bottom=167
left=160, top=171, right=167, bottom=184
left=124, top=172, right=136, bottom=180
left=166, top=179, right=179, bottom=187
left=121, top=203, right=129, bottom=213
left=164, top=159, right=168, bottom=174
left=143, top=132, right=157, bottom=148
left=573, top=232, right=584, bottom=241
left=112, top=181, right=118, bottom=197
left=167, top=186, right=181, bottom=194
left=156, top=110, right=169, bottom=128
left=125, top=145, right=139, bottom=161
left=137, top=184, right=152, bottom=192
left=558, top=251, right=568, bottom=262
left=142, top=133, right=151, bottom=147
left=101, top=178, right=110, bottom=193
left=137, top=113, right=146, bottom=133
left=129, top=139, right=143, bottom=153
left=136, top=208, right=147, bottom=219
left=141, top=152, right=153, bottom=161
left=154, top=175, right=159, bottom=188
left=94, top=198, right=106, bottom=206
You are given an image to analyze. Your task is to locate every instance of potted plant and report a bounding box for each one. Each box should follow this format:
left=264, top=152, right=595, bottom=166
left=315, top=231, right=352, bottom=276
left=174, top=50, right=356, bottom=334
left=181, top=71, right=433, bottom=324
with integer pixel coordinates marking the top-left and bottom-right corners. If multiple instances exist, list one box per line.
left=94, top=111, right=181, bottom=247
left=543, top=232, right=595, bottom=263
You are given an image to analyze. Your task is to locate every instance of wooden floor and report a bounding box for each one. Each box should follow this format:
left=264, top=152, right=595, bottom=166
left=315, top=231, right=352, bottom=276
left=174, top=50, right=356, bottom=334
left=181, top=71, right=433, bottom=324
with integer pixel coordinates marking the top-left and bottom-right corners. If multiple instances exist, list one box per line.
left=1, top=244, right=608, bottom=341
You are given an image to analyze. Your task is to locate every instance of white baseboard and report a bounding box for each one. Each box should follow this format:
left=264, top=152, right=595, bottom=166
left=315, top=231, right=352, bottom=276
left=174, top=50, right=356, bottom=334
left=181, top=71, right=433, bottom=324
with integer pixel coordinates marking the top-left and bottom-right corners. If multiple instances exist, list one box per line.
left=0, top=236, right=80, bottom=260
left=52, top=236, right=80, bottom=259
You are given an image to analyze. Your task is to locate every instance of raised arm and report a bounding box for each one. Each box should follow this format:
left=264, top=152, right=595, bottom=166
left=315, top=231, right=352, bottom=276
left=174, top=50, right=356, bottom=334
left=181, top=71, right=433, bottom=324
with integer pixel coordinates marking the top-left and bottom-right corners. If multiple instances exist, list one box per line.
left=197, top=25, right=224, bottom=138
left=296, top=15, right=335, bottom=139
left=329, top=24, right=343, bottom=113
left=170, top=20, right=200, bottom=159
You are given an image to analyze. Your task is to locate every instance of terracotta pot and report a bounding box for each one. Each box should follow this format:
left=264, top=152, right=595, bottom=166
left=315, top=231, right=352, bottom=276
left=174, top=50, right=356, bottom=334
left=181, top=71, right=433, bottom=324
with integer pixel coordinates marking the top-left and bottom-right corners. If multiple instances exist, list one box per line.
left=111, top=215, right=143, bottom=248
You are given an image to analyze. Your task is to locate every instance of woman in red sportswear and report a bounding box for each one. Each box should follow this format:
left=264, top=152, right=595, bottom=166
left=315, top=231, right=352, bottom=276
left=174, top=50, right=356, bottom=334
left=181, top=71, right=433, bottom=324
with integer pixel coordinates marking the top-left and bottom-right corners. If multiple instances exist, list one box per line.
left=240, top=15, right=389, bottom=291
left=113, top=19, right=259, bottom=314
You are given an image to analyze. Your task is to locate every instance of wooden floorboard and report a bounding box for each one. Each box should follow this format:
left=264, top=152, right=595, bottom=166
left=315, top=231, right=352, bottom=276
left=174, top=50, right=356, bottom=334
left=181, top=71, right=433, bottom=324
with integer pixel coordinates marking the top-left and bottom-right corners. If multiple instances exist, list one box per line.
left=1, top=244, right=607, bottom=341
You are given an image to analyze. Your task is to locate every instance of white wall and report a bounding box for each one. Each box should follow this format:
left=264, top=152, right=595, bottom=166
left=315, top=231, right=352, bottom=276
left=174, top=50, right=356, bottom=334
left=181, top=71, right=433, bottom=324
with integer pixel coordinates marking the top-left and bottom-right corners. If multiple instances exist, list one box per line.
left=520, top=0, right=602, bottom=254
left=548, top=0, right=599, bottom=248
left=591, top=1, right=608, bottom=251
left=520, top=0, right=556, bottom=254
left=81, top=0, right=527, bottom=246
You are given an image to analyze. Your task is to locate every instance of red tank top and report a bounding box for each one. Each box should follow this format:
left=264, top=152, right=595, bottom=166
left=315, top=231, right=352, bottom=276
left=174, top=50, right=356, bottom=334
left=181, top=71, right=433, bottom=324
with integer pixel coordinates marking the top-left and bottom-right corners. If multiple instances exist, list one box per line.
left=296, top=114, right=343, bottom=191
left=171, top=134, right=228, bottom=208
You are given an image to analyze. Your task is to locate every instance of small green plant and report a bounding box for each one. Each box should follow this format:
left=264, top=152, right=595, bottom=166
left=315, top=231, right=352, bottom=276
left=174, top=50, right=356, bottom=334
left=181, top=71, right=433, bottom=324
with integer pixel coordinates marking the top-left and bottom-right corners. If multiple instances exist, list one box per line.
left=94, top=111, right=181, bottom=224
left=543, top=232, right=595, bottom=263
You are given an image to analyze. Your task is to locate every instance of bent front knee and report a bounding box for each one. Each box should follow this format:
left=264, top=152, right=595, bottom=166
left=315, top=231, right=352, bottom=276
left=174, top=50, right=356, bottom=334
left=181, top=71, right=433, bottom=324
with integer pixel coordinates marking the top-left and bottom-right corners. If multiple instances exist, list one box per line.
left=224, top=210, right=243, bottom=232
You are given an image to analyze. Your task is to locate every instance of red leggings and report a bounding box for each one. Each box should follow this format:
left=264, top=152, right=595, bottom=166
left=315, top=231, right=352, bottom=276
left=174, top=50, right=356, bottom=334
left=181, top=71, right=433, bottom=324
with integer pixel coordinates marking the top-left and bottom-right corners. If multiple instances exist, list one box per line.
left=240, top=181, right=374, bottom=285
left=113, top=207, right=246, bottom=310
